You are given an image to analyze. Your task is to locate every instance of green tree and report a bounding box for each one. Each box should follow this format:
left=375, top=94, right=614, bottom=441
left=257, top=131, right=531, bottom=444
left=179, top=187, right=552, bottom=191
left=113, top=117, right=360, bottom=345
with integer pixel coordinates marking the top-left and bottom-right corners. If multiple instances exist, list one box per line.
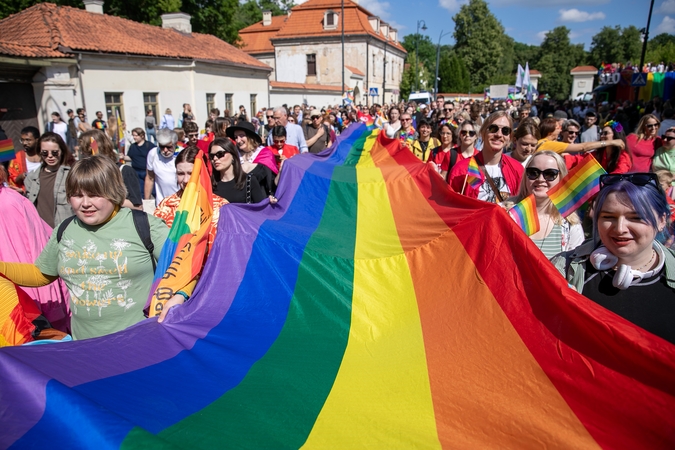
left=589, top=25, right=641, bottom=67
left=400, top=52, right=431, bottom=99
left=234, top=0, right=294, bottom=32
left=438, top=51, right=470, bottom=93
left=650, top=33, right=675, bottom=48
left=537, top=26, right=586, bottom=100
left=513, top=42, right=540, bottom=72
left=453, top=0, right=507, bottom=88
left=619, top=25, right=642, bottom=64
left=401, top=33, right=436, bottom=88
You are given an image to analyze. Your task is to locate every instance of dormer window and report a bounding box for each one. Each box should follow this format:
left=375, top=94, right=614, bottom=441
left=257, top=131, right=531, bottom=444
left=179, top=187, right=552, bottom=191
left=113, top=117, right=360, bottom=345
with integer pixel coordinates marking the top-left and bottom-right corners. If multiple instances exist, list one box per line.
left=324, top=10, right=337, bottom=30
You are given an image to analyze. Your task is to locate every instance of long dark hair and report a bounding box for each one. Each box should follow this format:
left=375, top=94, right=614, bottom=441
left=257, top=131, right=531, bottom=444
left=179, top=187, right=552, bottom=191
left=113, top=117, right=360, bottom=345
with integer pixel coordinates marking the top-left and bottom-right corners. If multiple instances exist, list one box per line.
left=210, top=138, right=246, bottom=190
left=599, top=125, right=631, bottom=173
left=37, top=132, right=75, bottom=167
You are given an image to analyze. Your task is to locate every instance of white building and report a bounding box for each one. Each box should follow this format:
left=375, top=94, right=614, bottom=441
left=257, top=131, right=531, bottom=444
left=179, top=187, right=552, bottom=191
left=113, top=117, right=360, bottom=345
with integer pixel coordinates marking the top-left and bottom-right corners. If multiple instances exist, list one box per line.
left=570, top=66, right=598, bottom=100
left=239, top=0, right=407, bottom=107
left=0, top=1, right=271, bottom=141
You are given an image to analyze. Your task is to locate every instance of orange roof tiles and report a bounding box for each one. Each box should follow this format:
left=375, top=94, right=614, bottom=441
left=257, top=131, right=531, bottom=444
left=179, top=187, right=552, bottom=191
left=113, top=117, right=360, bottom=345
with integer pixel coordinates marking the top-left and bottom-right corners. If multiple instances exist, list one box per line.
left=571, top=66, right=598, bottom=73
left=0, top=3, right=270, bottom=70
left=345, top=65, right=364, bottom=76
left=529, top=69, right=541, bottom=75
left=239, top=0, right=406, bottom=55
left=240, top=15, right=287, bottom=54
left=270, top=81, right=349, bottom=92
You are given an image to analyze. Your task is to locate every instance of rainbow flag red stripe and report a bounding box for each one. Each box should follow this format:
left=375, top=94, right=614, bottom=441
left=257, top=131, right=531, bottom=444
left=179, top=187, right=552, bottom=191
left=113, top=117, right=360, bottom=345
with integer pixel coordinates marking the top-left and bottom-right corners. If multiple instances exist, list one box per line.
left=547, top=155, right=606, bottom=217
left=0, top=138, right=15, bottom=163
left=509, top=194, right=540, bottom=235
left=0, top=274, right=41, bottom=347
left=146, top=150, right=213, bottom=317
left=466, top=156, right=482, bottom=188
left=0, top=126, right=673, bottom=448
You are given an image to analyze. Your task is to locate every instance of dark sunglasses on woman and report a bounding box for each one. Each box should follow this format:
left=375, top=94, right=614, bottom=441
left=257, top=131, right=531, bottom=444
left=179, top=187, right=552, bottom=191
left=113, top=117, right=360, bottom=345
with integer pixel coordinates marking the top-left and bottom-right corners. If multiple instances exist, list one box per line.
left=210, top=150, right=228, bottom=160
left=487, top=124, right=512, bottom=136
left=526, top=167, right=560, bottom=182
left=460, top=130, right=476, bottom=137
left=600, top=173, right=658, bottom=188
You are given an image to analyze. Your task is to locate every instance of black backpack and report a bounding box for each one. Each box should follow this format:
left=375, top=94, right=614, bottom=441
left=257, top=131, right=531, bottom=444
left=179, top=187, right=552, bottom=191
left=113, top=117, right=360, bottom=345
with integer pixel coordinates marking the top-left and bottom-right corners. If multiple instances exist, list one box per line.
left=56, top=209, right=156, bottom=271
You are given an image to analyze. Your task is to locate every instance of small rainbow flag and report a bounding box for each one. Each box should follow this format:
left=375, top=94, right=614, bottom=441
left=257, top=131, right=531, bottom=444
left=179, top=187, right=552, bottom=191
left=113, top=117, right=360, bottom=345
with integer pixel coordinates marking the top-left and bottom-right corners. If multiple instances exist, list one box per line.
left=509, top=194, right=540, bottom=235
left=146, top=150, right=214, bottom=317
left=0, top=139, right=15, bottom=163
left=547, top=154, right=606, bottom=218
left=466, top=156, right=483, bottom=189
left=90, top=137, right=98, bottom=155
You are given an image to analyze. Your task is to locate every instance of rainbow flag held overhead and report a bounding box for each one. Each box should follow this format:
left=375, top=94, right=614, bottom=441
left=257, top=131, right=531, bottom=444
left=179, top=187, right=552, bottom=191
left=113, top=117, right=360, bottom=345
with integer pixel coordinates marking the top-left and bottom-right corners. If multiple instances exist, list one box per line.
left=466, top=156, right=483, bottom=189
left=547, top=154, right=606, bottom=217
left=0, top=138, right=15, bottom=162
left=509, top=194, right=540, bottom=236
left=146, top=150, right=213, bottom=317
left=1, top=125, right=674, bottom=448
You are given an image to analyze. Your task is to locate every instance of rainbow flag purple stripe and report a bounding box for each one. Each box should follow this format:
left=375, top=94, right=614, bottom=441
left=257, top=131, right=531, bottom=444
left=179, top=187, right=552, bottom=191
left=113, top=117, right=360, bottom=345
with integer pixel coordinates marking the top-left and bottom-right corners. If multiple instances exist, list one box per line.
left=509, top=194, right=540, bottom=235
left=548, top=155, right=606, bottom=217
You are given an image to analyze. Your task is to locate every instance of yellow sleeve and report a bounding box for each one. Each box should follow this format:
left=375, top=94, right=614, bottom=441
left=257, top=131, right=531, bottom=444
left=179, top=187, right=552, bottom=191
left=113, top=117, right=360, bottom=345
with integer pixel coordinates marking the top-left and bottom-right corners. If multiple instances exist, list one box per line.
left=178, top=278, right=198, bottom=297
left=536, top=139, right=569, bottom=154
left=0, top=262, right=58, bottom=287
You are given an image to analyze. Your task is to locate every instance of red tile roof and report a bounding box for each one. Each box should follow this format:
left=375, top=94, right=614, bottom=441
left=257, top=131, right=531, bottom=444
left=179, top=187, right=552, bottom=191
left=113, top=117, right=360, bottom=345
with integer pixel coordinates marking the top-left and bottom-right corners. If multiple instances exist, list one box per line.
left=345, top=65, right=364, bottom=76
left=0, top=3, right=270, bottom=70
left=240, top=15, right=287, bottom=54
left=239, top=0, right=406, bottom=54
left=529, top=69, right=541, bottom=75
left=270, top=81, right=349, bottom=92
left=571, top=66, right=598, bottom=73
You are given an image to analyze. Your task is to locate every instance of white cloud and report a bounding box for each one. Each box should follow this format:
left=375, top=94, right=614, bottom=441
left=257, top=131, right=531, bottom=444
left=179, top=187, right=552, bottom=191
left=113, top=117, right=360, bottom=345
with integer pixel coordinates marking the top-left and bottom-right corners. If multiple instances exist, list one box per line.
left=438, top=0, right=468, bottom=13
left=558, top=8, right=606, bottom=22
left=536, top=30, right=549, bottom=42
left=658, top=0, right=675, bottom=14
left=656, top=16, right=675, bottom=34
left=360, top=0, right=391, bottom=19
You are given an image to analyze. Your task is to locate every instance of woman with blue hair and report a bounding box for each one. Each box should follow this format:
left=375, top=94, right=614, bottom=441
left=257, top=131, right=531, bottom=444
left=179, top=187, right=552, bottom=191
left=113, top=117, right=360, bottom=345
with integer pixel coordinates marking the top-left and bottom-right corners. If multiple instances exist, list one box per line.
left=552, top=173, right=675, bottom=344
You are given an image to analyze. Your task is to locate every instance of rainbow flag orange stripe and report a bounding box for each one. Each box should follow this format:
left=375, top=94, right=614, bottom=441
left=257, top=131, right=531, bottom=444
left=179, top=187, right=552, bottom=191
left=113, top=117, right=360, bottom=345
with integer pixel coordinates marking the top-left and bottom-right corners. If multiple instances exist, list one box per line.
left=547, top=155, right=606, bottom=217
left=466, top=156, right=482, bottom=188
left=146, top=150, right=213, bottom=317
left=0, top=138, right=15, bottom=163
left=509, top=194, right=540, bottom=235
left=0, top=126, right=673, bottom=448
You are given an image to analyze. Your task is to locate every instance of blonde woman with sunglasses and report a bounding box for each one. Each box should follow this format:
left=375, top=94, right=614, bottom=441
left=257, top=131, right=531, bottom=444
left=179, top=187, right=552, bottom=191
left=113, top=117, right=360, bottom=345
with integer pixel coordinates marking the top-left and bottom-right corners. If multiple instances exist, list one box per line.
left=626, top=114, right=662, bottom=172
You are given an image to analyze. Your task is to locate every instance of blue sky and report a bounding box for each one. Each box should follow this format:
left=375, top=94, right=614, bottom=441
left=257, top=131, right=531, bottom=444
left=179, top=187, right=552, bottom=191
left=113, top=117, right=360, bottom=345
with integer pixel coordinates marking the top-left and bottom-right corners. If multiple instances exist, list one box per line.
left=352, top=0, right=675, bottom=50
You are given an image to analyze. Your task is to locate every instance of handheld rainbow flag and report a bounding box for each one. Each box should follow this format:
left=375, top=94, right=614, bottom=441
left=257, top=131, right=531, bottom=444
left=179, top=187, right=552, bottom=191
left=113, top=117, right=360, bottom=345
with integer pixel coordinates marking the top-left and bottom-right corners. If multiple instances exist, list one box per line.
left=146, top=150, right=213, bottom=317
left=466, top=156, right=483, bottom=189
left=0, top=274, right=41, bottom=347
left=0, top=138, right=15, bottom=162
left=116, top=110, right=125, bottom=150
left=1, top=126, right=674, bottom=448
left=509, top=194, right=540, bottom=235
left=547, top=154, right=606, bottom=217
left=90, top=136, right=98, bottom=155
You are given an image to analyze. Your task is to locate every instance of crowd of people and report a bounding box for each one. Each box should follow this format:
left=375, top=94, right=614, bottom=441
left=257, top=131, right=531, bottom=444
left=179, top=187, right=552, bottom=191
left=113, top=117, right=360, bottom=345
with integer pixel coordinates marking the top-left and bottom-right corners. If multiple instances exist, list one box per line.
left=0, top=92, right=674, bottom=347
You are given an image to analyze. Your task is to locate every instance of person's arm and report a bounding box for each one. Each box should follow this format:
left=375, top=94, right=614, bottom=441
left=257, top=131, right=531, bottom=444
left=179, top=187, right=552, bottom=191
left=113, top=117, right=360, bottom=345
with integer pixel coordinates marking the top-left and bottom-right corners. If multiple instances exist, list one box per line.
left=305, top=125, right=325, bottom=147
left=559, top=139, right=625, bottom=154
left=0, top=262, right=57, bottom=287
left=144, top=170, right=155, bottom=200
left=296, top=126, right=309, bottom=153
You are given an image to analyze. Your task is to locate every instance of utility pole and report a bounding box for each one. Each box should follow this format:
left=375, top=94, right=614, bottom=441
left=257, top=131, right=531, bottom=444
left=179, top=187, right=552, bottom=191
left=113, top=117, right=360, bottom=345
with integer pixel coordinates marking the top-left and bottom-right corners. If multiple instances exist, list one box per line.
left=415, top=20, right=427, bottom=93
left=383, top=40, right=387, bottom=105
left=635, top=0, right=655, bottom=100
left=434, top=30, right=452, bottom=101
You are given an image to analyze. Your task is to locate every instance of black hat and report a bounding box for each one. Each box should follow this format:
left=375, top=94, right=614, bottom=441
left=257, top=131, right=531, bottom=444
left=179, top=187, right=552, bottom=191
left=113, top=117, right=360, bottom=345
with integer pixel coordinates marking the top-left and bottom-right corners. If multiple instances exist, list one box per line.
left=226, top=121, right=262, bottom=146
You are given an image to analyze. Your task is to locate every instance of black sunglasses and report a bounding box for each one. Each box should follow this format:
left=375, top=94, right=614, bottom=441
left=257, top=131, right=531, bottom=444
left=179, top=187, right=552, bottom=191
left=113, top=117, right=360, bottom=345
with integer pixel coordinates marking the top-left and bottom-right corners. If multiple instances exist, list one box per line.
left=526, top=167, right=560, bottom=182
left=645, top=123, right=659, bottom=129
left=460, top=130, right=477, bottom=137
left=566, top=130, right=579, bottom=135
left=210, top=150, right=228, bottom=160
left=41, top=150, right=60, bottom=157
left=600, top=173, right=658, bottom=188
left=487, top=124, right=512, bottom=136
left=159, top=144, right=174, bottom=150
left=662, top=136, right=675, bottom=142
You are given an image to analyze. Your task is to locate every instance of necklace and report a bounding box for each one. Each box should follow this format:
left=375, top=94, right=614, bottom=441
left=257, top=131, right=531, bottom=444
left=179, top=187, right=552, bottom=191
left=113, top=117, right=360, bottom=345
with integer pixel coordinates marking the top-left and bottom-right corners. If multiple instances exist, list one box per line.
left=636, top=250, right=656, bottom=272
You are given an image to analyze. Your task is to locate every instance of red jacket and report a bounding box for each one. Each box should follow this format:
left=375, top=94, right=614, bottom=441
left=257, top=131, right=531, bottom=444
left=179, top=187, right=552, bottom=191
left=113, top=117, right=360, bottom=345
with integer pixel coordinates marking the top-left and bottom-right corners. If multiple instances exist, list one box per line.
left=448, top=152, right=524, bottom=200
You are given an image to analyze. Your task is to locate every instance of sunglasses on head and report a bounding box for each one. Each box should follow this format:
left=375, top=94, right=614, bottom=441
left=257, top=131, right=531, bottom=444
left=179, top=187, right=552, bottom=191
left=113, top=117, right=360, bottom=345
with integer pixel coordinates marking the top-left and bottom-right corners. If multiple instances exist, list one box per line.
left=526, top=167, right=560, bottom=182
left=41, top=150, right=60, bottom=157
left=460, top=130, right=476, bottom=137
left=210, top=150, right=228, bottom=160
left=487, top=124, right=512, bottom=136
left=600, top=173, right=659, bottom=188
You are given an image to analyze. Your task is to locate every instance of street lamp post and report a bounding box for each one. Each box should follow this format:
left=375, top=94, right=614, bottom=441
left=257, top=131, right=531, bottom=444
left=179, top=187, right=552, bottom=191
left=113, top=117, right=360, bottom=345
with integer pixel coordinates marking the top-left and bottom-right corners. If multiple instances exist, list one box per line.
left=635, top=0, right=655, bottom=99
left=434, top=30, right=452, bottom=101
left=415, top=20, right=427, bottom=93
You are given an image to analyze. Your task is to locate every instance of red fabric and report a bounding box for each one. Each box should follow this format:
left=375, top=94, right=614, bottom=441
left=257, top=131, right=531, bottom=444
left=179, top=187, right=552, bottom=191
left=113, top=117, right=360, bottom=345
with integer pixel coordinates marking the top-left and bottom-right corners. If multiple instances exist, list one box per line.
left=0, top=273, right=41, bottom=346
left=433, top=146, right=480, bottom=172
left=448, top=152, right=524, bottom=199
left=8, top=150, right=27, bottom=189
left=626, top=134, right=659, bottom=172
left=594, top=148, right=633, bottom=174
left=197, top=133, right=215, bottom=153
left=266, top=144, right=300, bottom=170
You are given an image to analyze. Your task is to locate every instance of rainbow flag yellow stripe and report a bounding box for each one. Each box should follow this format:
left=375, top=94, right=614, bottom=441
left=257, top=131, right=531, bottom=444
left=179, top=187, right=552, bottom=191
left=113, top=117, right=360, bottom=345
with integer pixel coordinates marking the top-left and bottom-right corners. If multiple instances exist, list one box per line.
left=547, top=155, right=606, bottom=217
left=0, top=138, right=15, bottom=163
left=509, top=194, right=540, bottom=235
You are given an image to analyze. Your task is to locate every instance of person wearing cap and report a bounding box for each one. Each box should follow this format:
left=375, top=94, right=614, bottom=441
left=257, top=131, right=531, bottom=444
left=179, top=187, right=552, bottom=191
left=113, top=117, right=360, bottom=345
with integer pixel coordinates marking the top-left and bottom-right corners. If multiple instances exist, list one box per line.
left=227, top=120, right=277, bottom=196
left=536, top=118, right=625, bottom=155
left=267, top=107, right=309, bottom=153
left=304, top=109, right=332, bottom=154
left=580, top=111, right=599, bottom=143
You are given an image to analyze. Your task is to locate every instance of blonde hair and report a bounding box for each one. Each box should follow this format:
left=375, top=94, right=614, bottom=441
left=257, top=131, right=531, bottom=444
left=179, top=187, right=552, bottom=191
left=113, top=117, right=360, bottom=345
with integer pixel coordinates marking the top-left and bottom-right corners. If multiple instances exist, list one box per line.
left=479, top=111, right=513, bottom=151
left=66, top=155, right=127, bottom=206
left=511, top=151, right=579, bottom=225
left=635, top=114, right=660, bottom=142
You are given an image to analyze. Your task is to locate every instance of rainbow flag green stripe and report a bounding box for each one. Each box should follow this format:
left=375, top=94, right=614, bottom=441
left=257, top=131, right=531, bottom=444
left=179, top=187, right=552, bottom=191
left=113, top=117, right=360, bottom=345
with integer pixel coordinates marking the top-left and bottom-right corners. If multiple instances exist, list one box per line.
left=547, top=155, right=606, bottom=217
left=1, top=126, right=674, bottom=449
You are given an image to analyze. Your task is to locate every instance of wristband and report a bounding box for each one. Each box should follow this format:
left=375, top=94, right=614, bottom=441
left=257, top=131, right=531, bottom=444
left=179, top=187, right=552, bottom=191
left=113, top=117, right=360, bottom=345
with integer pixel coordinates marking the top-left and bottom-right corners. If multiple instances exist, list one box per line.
left=176, top=290, right=189, bottom=302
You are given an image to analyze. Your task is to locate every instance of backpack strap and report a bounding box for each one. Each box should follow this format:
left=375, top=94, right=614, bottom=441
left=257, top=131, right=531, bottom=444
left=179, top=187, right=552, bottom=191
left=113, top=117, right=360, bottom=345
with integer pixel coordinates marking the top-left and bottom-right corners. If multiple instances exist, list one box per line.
left=56, top=216, right=77, bottom=243
left=131, top=209, right=156, bottom=271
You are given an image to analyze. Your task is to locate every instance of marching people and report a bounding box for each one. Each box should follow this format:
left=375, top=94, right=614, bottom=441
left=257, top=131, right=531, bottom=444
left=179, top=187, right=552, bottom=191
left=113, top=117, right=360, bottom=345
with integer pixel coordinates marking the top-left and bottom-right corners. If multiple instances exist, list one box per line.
left=626, top=114, right=662, bottom=173
left=145, top=128, right=179, bottom=206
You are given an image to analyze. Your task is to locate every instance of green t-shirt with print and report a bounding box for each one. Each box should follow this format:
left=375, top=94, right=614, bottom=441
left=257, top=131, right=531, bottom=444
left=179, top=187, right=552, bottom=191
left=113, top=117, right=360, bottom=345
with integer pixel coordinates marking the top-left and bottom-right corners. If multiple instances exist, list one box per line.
left=36, top=208, right=168, bottom=340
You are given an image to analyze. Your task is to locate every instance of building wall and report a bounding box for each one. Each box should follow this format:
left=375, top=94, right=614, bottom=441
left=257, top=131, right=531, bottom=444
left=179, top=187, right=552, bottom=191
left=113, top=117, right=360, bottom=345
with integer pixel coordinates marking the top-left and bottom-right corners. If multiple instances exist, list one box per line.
left=571, top=73, right=595, bottom=99
left=270, top=90, right=343, bottom=108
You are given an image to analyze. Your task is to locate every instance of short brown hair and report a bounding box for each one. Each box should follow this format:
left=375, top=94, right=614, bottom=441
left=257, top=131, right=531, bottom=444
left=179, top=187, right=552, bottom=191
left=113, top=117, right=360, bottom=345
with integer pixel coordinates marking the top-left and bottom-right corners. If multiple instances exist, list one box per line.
left=66, top=155, right=126, bottom=206
left=182, top=120, right=199, bottom=134
left=539, top=118, right=558, bottom=138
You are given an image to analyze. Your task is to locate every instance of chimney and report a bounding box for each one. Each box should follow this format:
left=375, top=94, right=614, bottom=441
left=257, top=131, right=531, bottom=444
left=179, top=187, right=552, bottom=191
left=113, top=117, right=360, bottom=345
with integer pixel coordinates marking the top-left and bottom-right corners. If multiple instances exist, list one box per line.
left=83, top=0, right=104, bottom=14
left=161, top=12, right=192, bottom=34
left=262, top=10, right=272, bottom=26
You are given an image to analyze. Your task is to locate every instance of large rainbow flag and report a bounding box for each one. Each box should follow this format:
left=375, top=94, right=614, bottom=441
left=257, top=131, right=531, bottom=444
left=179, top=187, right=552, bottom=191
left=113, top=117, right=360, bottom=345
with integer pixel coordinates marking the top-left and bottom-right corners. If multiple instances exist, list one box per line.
left=1, top=125, right=674, bottom=448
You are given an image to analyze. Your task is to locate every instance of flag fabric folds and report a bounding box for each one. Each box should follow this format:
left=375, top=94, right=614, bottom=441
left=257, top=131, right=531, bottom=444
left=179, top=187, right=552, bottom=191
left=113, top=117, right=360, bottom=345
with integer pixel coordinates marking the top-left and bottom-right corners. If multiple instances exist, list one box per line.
left=146, top=150, right=213, bottom=317
left=509, top=194, right=540, bottom=236
left=1, top=125, right=674, bottom=448
left=465, top=156, right=483, bottom=189
left=0, top=138, right=15, bottom=162
left=547, top=154, right=606, bottom=218
left=0, top=274, right=41, bottom=347
left=516, top=64, right=525, bottom=89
